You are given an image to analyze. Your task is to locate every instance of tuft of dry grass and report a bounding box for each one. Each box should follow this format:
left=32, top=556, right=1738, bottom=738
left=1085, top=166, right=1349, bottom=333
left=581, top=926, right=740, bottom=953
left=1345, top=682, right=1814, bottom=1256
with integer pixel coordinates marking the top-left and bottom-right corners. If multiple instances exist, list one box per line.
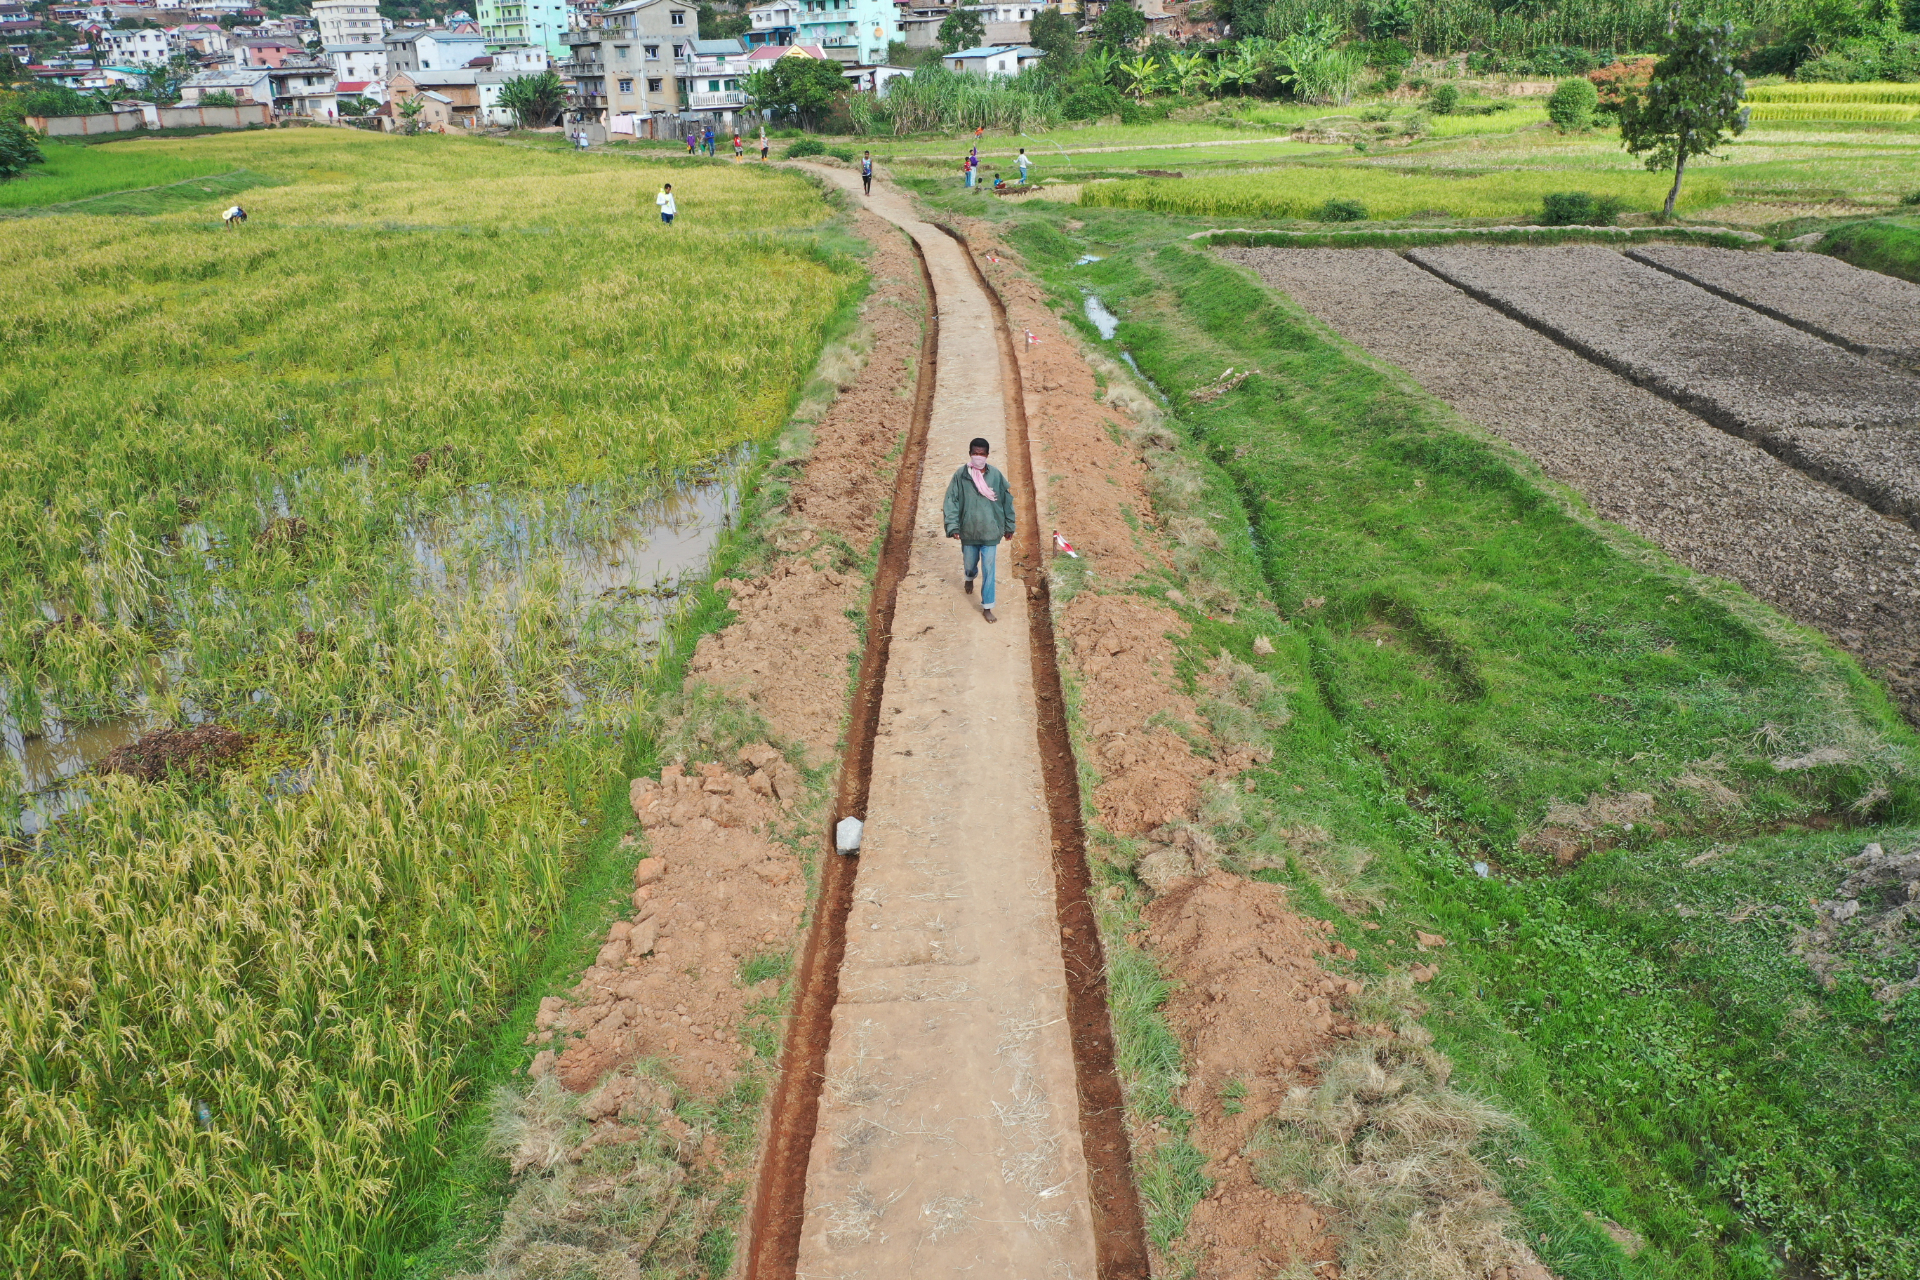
left=1252, top=1031, right=1545, bottom=1280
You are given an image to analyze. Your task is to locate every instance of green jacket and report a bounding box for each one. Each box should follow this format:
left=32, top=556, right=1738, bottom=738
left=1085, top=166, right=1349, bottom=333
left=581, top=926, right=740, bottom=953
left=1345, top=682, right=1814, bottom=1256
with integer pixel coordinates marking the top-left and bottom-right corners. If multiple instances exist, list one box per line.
left=943, top=462, right=1016, bottom=545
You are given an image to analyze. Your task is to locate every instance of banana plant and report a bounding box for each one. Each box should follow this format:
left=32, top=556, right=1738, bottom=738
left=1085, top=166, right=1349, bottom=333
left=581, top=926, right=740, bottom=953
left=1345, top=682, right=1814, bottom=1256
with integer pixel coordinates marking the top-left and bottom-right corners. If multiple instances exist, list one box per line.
left=1167, top=51, right=1209, bottom=96
left=1118, top=54, right=1163, bottom=101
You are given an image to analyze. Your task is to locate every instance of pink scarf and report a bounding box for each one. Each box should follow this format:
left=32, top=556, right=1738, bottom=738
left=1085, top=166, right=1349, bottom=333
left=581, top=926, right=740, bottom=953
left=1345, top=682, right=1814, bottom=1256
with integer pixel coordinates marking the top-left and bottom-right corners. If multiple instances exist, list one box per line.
left=967, top=455, right=997, bottom=500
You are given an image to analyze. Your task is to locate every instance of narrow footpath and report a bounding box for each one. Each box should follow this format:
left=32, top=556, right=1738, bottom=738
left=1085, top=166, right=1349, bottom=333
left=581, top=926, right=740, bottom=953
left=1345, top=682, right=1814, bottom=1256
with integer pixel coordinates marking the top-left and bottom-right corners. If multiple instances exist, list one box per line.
left=761, top=169, right=1102, bottom=1279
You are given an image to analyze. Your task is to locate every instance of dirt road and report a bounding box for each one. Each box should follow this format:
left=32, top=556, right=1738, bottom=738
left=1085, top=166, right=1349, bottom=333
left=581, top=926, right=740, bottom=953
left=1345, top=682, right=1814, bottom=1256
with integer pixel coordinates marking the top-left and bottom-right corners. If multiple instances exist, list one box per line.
left=749, top=169, right=1102, bottom=1279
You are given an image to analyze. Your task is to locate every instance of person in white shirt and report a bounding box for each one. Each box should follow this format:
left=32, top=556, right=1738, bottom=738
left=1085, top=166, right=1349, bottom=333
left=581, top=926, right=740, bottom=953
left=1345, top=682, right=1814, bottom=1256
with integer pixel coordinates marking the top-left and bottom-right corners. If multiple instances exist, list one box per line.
left=222, top=205, right=247, bottom=226
left=656, top=183, right=676, bottom=225
left=1017, top=147, right=1029, bottom=184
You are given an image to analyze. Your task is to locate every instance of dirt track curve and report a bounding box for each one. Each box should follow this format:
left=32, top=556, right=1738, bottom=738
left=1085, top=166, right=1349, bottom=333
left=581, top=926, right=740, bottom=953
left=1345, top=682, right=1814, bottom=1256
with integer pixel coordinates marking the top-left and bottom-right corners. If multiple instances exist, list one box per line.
left=741, top=167, right=1146, bottom=1280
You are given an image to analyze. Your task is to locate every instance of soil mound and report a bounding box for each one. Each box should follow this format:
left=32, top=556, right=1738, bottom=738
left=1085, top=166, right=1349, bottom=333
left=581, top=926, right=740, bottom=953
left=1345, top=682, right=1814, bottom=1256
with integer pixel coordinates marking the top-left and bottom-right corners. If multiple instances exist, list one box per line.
left=98, top=724, right=251, bottom=783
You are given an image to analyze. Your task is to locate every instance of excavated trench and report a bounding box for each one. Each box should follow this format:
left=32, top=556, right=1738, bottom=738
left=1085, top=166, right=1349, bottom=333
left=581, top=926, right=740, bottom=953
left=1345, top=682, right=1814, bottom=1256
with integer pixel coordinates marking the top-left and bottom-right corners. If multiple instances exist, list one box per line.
left=742, top=235, right=940, bottom=1280
left=743, top=198, right=1148, bottom=1278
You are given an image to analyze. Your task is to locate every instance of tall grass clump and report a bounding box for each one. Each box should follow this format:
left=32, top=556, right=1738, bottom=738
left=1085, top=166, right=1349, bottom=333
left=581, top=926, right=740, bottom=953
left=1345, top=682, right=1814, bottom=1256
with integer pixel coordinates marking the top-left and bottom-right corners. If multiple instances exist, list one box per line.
left=0, top=128, right=851, bottom=1276
left=1746, top=82, right=1920, bottom=104
left=1745, top=102, right=1919, bottom=122
left=868, top=64, right=1061, bottom=136
left=1251, top=0, right=1799, bottom=57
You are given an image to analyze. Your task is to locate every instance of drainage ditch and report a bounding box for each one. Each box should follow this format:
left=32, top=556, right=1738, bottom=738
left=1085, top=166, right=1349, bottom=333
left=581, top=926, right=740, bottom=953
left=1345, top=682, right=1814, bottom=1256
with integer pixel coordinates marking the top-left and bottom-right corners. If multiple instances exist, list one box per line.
left=741, top=231, right=940, bottom=1280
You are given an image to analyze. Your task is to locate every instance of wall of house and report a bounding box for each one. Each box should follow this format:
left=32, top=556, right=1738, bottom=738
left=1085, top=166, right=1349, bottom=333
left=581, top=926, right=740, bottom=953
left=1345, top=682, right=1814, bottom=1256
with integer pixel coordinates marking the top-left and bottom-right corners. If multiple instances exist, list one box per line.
left=157, top=102, right=273, bottom=128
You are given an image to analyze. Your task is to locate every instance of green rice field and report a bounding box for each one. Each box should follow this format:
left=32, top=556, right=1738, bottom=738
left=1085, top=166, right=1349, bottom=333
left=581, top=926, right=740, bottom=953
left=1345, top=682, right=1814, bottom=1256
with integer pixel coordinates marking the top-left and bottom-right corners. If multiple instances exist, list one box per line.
left=0, top=129, right=849, bottom=1278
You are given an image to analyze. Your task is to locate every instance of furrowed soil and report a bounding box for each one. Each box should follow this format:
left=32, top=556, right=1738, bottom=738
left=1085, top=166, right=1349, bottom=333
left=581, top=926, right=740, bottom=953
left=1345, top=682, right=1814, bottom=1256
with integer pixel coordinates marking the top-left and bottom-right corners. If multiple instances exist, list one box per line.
left=1219, top=245, right=1920, bottom=721
left=455, top=210, right=926, bottom=1278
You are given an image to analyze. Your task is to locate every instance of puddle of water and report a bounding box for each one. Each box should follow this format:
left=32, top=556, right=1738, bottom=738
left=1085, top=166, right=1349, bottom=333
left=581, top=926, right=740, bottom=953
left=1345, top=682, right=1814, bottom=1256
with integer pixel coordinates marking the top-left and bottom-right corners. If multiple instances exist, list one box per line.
left=1083, top=293, right=1120, bottom=340
left=1073, top=254, right=1103, bottom=266
left=1119, top=351, right=1171, bottom=404
left=5, top=454, right=748, bottom=839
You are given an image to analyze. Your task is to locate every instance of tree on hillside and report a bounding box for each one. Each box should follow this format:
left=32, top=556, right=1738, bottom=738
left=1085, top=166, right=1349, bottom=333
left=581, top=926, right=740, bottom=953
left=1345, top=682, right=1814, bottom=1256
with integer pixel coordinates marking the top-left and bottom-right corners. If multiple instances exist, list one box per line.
left=0, top=119, right=43, bottom=182
left=1619, top=19, right=1747, bottom=219
left=1092, top=1, right=1145, bottom=52
left=140, top=53, right=199, bottom=105
left=1028, top=7, right=1077, bottom=65
left=743, top=55, right=847, bottom=129
left=937, top=6, right=984, bottom=53
left=498, top=70, right=566, bottom=127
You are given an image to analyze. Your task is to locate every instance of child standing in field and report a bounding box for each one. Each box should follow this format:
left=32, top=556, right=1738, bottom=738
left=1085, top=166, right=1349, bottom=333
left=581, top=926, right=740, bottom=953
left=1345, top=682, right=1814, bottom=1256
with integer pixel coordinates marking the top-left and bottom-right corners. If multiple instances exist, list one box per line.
left=861, top=150, right=873, bottom=195
left=733, top=132, right=743, bottom=158
left=1017, top=147, right=1028, bottom=183
left=686, top=131, right=697, bottom=154
left=656, top=182, right=676, bottom=225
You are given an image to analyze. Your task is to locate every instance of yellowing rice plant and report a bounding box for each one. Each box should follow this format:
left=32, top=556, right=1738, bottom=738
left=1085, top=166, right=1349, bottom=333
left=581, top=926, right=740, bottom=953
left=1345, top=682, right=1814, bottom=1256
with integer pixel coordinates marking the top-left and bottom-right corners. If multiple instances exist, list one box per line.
left=1746, top=82, right=1920, bottom=105
left=1745, top=102, right=1920, bottom=123
left=0, top=130, right=851, bottom=1277
left=1078, top=163, right=1728, bottom=221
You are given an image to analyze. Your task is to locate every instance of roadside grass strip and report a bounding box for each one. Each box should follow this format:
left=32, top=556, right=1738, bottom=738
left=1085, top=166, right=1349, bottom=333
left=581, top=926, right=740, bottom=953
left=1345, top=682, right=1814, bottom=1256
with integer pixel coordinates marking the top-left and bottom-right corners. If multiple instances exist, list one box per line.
left=1821, top=217, right=1920, bottom=286
left=997, top=202, right=1920, bottom=1278
left=0, top=130, right=853, bottom=1276
left=1079, top=165, right=1728, bottom=221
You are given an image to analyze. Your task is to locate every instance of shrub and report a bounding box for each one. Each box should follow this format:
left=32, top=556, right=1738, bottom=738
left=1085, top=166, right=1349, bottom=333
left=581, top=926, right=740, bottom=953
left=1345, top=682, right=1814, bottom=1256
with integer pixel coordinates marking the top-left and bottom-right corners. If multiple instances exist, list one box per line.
left=1429, top=83, right=1460, bottom=114
left=826, top=144, right=856, bottom=162
left=201, top=90, right=239, bottom=107
left=782, top=136, right=825, bottom=157
left=1315, top=197, right=1367, bottom=222
left=1903, top=191, right=1920, bottom=205
left=1547, top=76, right=1598, bottom=131
left=1587, top=56, right=1656, bottom=114
left=1062, top=83, right=1123, bottom=120
left=1539, top=190, right=1626, bottom=226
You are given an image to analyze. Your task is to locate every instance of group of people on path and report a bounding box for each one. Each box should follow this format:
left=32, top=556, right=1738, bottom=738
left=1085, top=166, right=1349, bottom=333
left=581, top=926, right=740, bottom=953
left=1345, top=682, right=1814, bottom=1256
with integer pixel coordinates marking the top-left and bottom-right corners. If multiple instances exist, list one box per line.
left=685, top=126, right=768, bottom=160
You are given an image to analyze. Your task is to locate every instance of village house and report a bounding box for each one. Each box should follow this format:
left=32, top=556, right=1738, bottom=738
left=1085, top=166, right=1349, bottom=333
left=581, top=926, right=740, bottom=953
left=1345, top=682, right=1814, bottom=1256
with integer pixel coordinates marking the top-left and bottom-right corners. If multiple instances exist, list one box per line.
left=474, top=0, right=569, bottom=59
left=98, top=26, right=180, bottom=64
left=676, top=35, right=748, bottom=132
left=325, top=40, right=387, bottom=84
left=943, top=42, right=1042, bottom=75
left=235, top=37, right=305, bottom=67
left=791, top=0, right=899, bottom=65
left=389, top=66, right=516, bottom=126
left=179, top=62, right=272, bottom=104
left=310, top=0, right=383, bottom=46
left=384, top=25, right=488, bottom=73
left=742, top=0, right=794, bottom=48
left=559, top=0, right=695, bottom=136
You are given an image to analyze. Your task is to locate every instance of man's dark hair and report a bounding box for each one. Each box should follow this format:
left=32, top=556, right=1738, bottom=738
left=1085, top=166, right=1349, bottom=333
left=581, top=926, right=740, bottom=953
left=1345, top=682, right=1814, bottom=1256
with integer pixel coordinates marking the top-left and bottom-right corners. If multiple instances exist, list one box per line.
left=969, top=437, right=990, bottom=454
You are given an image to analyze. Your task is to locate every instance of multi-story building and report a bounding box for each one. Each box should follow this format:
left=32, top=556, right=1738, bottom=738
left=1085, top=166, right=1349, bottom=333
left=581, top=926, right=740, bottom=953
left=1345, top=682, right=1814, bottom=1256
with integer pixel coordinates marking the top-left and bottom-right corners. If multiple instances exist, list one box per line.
left=235, top=37, right=306, bottom=66
left=311, top=0, right=383, bottom=47
left=678, top=36, right=748, bottom=128
left=743, top=0, right=795, bottom=47
left=385, top=25, right=489, bottom=72
left=474, top=0, right=568, bottom=60
left=180, top=63, right=272, bottom=102
left=793, top=0, right=899, bottom=65
left=169, top=21, right=229, bottom=54
left=325, top=40, right=386, bottom=83
left=98, top=26, right=179, bottom=64
left=559, top=0, right=695, bottom=134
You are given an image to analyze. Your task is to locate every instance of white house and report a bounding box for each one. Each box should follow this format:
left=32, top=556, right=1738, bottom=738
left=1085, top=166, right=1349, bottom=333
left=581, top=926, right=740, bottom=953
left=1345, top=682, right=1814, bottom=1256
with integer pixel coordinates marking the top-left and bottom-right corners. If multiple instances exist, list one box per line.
left=944, top=43, right=1041, bottom=76
left=843, top=61, right=911, bottom=94
left=179, top=63, right=272, bottom=104
left=325, top=42, right=387, bottom=82
left=679, top=36, right=747, bottom=125
left=384, top=26, right=489, bottom=73
left=477, top=43, right=550, bottom=71
left=98, top=26, right=179, bottom=64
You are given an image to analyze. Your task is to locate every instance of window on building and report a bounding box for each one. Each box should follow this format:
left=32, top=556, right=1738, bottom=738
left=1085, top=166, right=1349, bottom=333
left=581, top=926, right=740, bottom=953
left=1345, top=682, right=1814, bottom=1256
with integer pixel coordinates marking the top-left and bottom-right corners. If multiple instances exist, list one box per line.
left=615, top=43, right=627, bottom=57
left=644, top=43, right=657, bottom=56
left=669, top=7, right=683, bottom=22
left=671, top=43, right=683, bottom=55
left=647, top=77, right=662, bottom=90
left=618, top=76, right=632, bottom=90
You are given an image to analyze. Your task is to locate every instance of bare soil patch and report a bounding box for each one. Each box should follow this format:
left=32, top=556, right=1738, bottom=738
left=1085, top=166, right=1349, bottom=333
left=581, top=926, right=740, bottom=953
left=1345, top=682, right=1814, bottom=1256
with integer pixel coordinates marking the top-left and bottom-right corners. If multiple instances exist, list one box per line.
left=1627, top=245, right=1920, bottom=374
left=98, top=724, right=251, bottom=783
left=1219, top=246, right=1920, bottom=720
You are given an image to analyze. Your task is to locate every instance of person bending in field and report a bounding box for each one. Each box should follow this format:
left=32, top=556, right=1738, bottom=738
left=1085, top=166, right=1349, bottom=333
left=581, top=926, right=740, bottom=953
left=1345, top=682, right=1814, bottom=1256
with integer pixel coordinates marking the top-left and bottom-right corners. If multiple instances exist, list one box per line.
left=861, top=150, right=873, bottom=195
left=656, top=182, right=676, bottom=225
left=223, top=205, right=247, bottom=227
left=943, top=436, right=1015, bottom=624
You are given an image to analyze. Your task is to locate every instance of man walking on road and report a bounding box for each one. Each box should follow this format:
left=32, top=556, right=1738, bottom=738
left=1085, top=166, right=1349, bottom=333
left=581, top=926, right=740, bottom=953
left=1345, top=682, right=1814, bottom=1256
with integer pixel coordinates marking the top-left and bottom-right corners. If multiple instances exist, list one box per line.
left=861, top=150, right=873, bottom=195
left=943, top=437, right=1015, bottom=623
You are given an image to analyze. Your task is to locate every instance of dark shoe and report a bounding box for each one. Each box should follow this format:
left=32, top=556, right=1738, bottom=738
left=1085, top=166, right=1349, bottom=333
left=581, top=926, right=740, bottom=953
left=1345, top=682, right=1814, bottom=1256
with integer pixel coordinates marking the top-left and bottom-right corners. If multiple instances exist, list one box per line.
left=982, top=608, right=996, bottom=623
left=964, top=577, right=974, bottom=595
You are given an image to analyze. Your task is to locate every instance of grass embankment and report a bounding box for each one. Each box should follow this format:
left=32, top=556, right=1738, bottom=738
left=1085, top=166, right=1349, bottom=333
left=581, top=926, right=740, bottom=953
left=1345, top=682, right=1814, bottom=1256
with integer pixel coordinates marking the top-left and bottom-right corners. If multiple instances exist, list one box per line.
left=976, top=195, right=1920, bottom=1278
left=1821, top=217, right=1920, bottom=283
left=0, top=129, right=856, bottom=1278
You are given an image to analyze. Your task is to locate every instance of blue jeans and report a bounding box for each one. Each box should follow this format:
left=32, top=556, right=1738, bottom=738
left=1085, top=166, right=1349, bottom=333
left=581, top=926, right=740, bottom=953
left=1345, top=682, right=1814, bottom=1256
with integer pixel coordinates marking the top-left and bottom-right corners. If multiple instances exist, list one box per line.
left=962, top=541, right=997, bottom=608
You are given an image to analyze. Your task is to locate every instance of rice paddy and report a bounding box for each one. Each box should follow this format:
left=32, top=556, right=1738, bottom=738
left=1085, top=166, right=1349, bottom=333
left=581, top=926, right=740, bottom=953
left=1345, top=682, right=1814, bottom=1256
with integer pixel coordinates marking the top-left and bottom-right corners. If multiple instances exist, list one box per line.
left=0, top=128, right=851, bottom=1277
left=1077, top=162, right=1727, bottom=221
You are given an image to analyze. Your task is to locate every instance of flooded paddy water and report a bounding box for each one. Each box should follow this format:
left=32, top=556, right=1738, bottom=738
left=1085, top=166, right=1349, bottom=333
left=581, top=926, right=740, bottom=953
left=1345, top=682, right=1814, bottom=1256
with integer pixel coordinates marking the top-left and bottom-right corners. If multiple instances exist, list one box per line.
left=3, top=455, right=747, bottom=839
